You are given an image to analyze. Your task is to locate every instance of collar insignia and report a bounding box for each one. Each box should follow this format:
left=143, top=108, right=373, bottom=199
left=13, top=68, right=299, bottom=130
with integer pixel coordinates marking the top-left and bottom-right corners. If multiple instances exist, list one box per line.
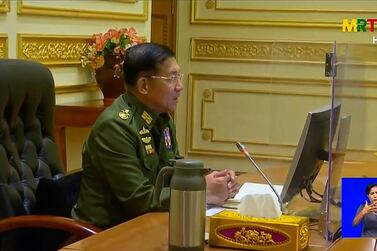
left=118, top=109, right=130, bottom=120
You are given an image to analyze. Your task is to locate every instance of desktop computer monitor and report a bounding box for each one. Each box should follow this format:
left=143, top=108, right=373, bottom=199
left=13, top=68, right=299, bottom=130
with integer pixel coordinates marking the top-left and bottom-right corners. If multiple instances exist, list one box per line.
left=280, top=103, right=341, bottom=204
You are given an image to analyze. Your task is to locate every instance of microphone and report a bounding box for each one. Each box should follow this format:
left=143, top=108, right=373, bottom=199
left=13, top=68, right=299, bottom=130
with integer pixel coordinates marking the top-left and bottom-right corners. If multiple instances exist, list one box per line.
left=236, top=142, right=286, bottom=213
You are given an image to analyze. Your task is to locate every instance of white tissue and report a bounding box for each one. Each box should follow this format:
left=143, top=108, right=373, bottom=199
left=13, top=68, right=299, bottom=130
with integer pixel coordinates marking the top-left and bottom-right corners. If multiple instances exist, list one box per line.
left=238, top=193, right=282, bottom=218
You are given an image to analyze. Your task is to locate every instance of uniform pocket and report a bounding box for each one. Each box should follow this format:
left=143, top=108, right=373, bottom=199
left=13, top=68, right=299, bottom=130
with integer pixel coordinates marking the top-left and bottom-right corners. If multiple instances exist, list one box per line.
left=141, top=153, right=159, bottom=183
left=143, top=153, right=159, bottom=171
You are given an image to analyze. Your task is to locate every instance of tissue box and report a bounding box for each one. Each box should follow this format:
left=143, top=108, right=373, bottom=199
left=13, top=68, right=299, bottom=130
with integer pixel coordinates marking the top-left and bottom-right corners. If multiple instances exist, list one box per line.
left=209, top=210, right=309, bottom=251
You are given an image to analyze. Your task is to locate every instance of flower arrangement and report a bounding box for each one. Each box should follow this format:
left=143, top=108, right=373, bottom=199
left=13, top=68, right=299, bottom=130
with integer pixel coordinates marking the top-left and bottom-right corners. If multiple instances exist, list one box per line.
left=81, top=27, right=144, bottom=78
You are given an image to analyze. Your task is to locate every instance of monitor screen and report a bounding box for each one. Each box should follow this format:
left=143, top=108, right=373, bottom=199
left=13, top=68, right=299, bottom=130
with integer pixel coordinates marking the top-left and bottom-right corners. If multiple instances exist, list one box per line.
left=280, top=103, right=341, bottom=204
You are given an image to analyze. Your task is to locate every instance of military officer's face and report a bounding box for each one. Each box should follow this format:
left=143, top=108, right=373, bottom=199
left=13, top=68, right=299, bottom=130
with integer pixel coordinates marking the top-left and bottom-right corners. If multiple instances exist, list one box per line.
left=145, top=57, right=184, bottom=113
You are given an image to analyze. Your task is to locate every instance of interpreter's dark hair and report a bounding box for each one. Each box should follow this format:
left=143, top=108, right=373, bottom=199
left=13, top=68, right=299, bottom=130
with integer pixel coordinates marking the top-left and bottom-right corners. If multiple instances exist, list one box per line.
left=123, top=43, right=175, bottom=86
left=365, top=183, right=377, bottom=195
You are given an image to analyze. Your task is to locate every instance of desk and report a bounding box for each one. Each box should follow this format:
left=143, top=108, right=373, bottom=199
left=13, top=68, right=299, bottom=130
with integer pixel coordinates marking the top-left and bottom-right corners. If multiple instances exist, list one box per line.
left=60, top=162, right=377, bottom=250
left=60, top=212, right=328, bottom=251
left=59, top=167, right=336, bottom=251
left=55, top=100, right=108, bottom=170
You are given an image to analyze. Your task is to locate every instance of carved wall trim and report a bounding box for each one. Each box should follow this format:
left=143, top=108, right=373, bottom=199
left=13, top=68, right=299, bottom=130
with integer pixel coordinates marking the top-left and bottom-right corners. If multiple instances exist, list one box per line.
left=17, top=0, right=147, bottom=21
left=0, top=34, right=7, bottom=58
left=192, top=38, right=377, bottom=66
left=55, top=82, right=99, bottom=95
left=193, top=0, right=377, bottom=27
left=17, top=34, right=90, bottom=66
left=187, top=146, right=377, bottom=160
left=192, top=38, right=331, bottom=63
left=0, top=0, right=9, bottom=13
left=211, top=0, right=377, bottom=13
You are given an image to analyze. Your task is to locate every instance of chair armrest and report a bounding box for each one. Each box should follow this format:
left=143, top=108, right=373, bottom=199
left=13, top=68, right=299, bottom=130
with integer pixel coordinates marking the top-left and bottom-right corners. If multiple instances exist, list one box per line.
left=0, top=215, right=101, bottom=240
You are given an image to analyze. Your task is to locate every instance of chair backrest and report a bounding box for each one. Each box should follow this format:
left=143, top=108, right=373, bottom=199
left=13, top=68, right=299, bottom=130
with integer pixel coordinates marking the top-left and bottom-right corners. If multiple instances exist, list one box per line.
left=0, top=59, right=67, bottom=251
left=0, top=59, right=64, bottom=219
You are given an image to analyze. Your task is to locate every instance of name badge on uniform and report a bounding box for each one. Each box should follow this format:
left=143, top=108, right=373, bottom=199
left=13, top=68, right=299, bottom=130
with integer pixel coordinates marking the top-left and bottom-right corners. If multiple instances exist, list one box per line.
left=163, top=127, right=172, bottom=150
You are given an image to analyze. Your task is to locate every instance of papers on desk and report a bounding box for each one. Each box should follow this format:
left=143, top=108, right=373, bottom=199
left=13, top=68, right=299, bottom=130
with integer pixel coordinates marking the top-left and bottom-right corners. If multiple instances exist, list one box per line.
left=206, top=182, right=283, bottom=216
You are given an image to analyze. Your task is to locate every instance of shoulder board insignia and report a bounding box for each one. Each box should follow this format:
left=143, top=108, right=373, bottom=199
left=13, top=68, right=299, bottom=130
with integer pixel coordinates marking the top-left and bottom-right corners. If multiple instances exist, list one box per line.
left=142, top=111, right=153, bottom=125
left=118, top=109, right=130, bottom=120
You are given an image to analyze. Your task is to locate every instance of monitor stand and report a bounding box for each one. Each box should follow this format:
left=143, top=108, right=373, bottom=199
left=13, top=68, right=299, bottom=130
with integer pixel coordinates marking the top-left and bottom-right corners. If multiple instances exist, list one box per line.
left=285, top=193, right=322, bottom=220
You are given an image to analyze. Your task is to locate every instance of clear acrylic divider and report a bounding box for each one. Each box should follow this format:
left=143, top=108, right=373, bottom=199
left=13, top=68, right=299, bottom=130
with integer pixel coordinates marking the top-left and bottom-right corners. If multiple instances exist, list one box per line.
left=268, top=40, right=332, bottom=218
left=321, top=41, right=344, bottom=242
left=330, top=42, right=377, bottom=239
left=267, top=40, right=341, bottom=244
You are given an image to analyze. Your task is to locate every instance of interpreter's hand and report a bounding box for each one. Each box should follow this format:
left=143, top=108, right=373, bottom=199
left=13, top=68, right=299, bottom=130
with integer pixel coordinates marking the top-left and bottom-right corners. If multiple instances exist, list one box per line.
left=205, top=170, right=229, bottom=205
left=361, top=200, right=377, bottom=216
left=226, top=170, right=240, bottom=199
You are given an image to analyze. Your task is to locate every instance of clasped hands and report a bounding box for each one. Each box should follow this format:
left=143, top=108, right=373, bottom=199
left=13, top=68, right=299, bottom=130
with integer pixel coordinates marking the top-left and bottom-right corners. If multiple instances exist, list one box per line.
left=205, top=169, right=241, bottom=205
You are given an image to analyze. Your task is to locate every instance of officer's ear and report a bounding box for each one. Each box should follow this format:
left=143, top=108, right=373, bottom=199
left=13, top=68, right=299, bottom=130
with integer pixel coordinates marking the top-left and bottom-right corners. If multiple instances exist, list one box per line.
left=136, top=76, right=149, bottom=95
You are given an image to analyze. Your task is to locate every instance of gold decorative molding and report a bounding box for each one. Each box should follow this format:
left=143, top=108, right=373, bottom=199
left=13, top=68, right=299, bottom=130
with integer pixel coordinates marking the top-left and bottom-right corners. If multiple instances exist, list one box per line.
left=0, top=0, right=9, bottom=13
left=192, top=38, right=377, bottom=66
left=201, top=130, right=211, bottom=141
left=202, top=88, right=212, bottom=100
left=17, top=34, right=90, bottom=66
left=55, top=83, right=99, bottom=95
left=187, top=148, right=293, bottom=160
left=191, top=0, right=377, bottom=27
left=17, top=0, right=148, bottom=21
left=102, top=0, right=136, bottom=3
left=205, top=0, right=215, bottom=10
left=0, top=34, right=8, bottom=58
left=192, top=38, right=332, bottom=63
left=213, top=0, right=377, bottom=13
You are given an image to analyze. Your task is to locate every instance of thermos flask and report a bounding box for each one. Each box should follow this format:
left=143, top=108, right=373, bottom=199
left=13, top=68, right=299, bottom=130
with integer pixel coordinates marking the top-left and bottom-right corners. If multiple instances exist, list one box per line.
left=154, top=159, right=207, bottom=251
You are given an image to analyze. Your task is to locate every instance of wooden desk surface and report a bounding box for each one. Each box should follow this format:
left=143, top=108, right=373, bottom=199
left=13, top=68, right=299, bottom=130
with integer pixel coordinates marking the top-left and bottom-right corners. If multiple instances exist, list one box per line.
left=59, top=165, right=344, bottom=251
left=60, top=212, right=328, bottom=251
left=60, top=162, right=377, bottom=251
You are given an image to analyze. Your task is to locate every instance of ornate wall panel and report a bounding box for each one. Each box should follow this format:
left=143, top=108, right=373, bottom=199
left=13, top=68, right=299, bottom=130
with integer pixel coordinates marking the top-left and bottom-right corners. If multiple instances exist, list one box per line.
left=0, top=34, right=8, bottom=58
left=188, top=74, right=377, bottom=160
left=17, top=34, right=90, bottom=66
left=0, top=0, right=9, bottom=13
left=191, top=0, right=377, bottom=27
left=18, top=0, right=147, bottom=20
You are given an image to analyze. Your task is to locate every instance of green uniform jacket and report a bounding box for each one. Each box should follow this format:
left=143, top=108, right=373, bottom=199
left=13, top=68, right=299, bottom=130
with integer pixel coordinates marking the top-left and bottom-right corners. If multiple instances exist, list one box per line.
left=72, top=92, right=179, bottom=229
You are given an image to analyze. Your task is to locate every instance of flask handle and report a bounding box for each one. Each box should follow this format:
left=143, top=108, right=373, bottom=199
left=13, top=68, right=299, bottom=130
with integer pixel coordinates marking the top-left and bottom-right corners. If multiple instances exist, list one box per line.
left=153, top=165, right=174, bottom=207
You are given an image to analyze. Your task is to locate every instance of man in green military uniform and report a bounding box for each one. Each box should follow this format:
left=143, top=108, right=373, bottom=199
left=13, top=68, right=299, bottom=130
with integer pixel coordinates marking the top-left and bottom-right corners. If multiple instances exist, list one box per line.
left=72, top=43, right=239, bottom=229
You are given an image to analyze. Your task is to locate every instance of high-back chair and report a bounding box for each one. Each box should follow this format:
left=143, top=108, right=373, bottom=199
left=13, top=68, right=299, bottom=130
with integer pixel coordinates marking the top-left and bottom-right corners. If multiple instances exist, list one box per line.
left=0, top=59, right=100, bottom=251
